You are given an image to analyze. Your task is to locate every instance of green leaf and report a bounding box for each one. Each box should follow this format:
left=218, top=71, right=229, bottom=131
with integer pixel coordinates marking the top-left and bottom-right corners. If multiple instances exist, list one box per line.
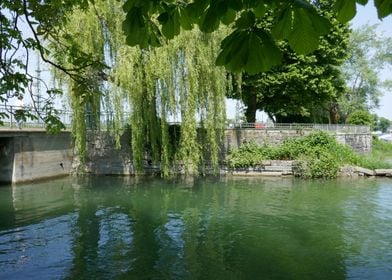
left=245, top=32, right=282, bottom=74
left=227, top=0, right=243, bottom=11
left=186, top=0, right=209, bottom=19
left=235, top=11, right=256, bottom=29
left=216, top=29, right=282, bottom=74
left=158, top=8, right=181, bottom=39
left=272, top=8, right=293, bottom=40
left=216, top=31, right=246, bottom=70
left=221, top=8, right=236, bottom=25
left=287, top=8, right=330, bottom=54
left=122, top=0, right=144, bottom=12
left=199, top=5, right=221, bottom=33
left=308, top=10, right=331, bottom=36
left=375, top=0, right=392, bottom=19
left=357, top=0, right=369, bottom=4
left=179, top=7, right=193, bottom=30
left=334, top=0, right=357, bottom=23
left=122, top=7, right=144, bottom=38
left=253, top=3, right=266, bottom=19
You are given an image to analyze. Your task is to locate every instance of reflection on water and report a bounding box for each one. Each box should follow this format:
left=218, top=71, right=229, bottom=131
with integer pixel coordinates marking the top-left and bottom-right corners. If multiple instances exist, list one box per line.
left=0, top=176, right=392, bottom=279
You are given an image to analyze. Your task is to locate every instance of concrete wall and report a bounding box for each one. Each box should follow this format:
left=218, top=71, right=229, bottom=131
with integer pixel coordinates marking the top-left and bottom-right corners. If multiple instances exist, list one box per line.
left=0, top=137, right=14, bottom=183
left=0, top=132, right=72, bottom=183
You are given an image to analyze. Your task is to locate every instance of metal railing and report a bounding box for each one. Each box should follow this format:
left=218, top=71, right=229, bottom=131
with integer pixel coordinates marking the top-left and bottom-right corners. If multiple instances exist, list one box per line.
left=0, top=104, right=73, bottom=129
left=1, top=105, right=370, bottom=134
left=227, top=122, right=370, bottom=133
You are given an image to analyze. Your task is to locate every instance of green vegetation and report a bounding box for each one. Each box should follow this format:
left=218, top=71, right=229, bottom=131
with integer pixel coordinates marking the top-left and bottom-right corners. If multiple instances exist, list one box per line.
left=121, top=0, right=392, bottom=74
left=2, top=0, right=392, bottom=177
left=358, top=138, right=392, bottom=170
left=226, top=131, right=392, bottom=179
left=49, top=1, right=229, bottom=175
left=347, top=110, right=374, bottom=126
left=231, top=1, right=350, bottom=123
left=374, top=116, right=391, bottom=133
left=338, top=25, right=392, bottom=123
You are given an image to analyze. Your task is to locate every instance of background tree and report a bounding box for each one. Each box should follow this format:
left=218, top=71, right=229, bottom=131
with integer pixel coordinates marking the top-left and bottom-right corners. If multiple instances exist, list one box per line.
left=337, top=24, right=392, bottom=123
left=346, top=110, right=374, bottom=126
left=375, top=116, right=391, bottom=133
left=229, top=2, right=350, bottom=123
left=0, top=0, right=106, bottom=131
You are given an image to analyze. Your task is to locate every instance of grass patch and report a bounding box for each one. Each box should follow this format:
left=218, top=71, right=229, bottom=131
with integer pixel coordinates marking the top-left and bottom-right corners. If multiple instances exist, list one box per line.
left=357, top=138, right=392, bottom=170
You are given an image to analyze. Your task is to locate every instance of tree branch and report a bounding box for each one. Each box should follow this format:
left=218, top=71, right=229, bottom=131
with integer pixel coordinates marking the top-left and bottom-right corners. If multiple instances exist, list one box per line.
left=22, top=0, right=98, bottom=81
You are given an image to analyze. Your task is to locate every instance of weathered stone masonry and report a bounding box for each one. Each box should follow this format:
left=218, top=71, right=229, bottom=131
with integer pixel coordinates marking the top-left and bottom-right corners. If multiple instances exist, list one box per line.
left=80, top=128, right=372, bottom=175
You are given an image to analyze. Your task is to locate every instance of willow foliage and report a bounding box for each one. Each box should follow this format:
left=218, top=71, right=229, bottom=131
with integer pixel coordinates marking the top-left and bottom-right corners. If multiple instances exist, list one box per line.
left=52, top=0, right=229, bottom=175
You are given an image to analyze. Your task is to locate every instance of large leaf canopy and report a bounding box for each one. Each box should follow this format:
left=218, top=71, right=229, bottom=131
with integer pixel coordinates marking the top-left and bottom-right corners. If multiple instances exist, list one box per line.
left=122, top=0, right=392, bottom=74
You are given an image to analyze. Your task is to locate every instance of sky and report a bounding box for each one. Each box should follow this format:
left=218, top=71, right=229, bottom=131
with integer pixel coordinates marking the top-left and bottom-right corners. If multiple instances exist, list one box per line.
left=351, top=1, right=392, bottom=119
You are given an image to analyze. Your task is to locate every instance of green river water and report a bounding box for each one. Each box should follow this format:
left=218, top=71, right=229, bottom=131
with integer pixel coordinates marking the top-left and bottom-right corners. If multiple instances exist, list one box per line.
left=0, top=176, right=391, bottom=279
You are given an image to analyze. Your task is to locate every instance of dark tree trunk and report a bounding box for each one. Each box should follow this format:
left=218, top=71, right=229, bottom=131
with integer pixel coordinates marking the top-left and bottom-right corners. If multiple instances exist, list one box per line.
left=329, top=102, right=338, bottom=124
left=244, top=92, right=257, bottom=123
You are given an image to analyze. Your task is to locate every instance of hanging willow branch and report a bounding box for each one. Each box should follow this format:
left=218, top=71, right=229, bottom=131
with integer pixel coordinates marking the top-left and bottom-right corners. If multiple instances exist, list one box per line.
left=51, top=0, right=230, bottom=176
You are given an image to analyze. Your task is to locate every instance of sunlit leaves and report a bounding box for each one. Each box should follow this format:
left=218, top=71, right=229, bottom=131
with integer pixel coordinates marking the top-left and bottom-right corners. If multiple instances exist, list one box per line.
left=216, top=29, right=282, bottom=74
left=333, top=0, right=391, bottom=22
left=289, top=8, right=330, bottom=54
left=272, top=5, right=330, bottom=54
left=121, top=0, right=351, bottom=73
left=334, top=0, right=357, bottom=22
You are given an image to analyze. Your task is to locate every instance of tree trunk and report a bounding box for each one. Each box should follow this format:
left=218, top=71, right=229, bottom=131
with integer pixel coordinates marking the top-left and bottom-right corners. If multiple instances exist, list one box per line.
left=244, top=92, right=257, bottom=123
left=329, top=102, right=338, bottom=124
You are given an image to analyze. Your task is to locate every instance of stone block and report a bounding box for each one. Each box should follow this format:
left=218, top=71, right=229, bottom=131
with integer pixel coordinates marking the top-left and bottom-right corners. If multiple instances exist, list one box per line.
left=375, top=169, right=392, bottom=176
left=355, top=167, right=375, bottom=176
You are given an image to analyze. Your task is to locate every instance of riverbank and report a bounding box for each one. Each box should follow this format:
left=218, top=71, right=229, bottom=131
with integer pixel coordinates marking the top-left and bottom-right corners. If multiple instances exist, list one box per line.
left=224, top=162, right=392, bottom=177
left=225, top=131, right=392, bottom=179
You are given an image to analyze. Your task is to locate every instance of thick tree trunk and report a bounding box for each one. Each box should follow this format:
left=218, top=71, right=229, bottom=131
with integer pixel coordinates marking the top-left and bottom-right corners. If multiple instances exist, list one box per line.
left=329, top=102, right=338, bottom=124
left=244, top=92, right=257, bottom=123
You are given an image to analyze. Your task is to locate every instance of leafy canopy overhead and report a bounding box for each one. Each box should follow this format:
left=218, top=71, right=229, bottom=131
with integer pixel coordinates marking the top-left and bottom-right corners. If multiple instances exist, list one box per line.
left=122, top=0, right=392, bottom=74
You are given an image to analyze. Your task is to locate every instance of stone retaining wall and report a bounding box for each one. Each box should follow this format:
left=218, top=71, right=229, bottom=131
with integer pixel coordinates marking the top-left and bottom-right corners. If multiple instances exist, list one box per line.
left=75, top=128, right=373, bottom=175
left=224, top=129, right=372, bottom=154
left=73, top=130, right=133, bottom=175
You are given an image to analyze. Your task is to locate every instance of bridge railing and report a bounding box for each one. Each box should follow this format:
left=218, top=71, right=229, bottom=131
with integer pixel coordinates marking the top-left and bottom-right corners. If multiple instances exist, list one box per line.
left=227, top=122, right=370, bottom=133
left=1, top=104, right=370, bottom=134
left=0, top=104, right=73, bottom=129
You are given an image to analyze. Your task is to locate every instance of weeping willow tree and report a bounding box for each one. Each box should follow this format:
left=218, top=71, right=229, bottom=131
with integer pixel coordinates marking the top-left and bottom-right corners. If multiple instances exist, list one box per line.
left=50, top=0, right=230, bottom=176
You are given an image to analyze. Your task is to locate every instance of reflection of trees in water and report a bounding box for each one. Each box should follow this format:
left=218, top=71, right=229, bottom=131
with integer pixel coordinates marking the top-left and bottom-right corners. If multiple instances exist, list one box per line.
left=341, top=179, right=392, bottom=279
left=64, top=176, right=353, bottom=279
left=0, top=187, right=16, bottom=230
left=4, top=176, right=391, bottom=278
left=68, top=196, right=100, bottom=279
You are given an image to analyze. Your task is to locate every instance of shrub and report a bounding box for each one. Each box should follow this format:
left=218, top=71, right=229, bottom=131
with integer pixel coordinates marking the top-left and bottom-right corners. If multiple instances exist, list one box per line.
left=226, top=131, right=367, bottom=179
left=304, top=151, right=340, bottom=179
left=347, top=110, right=373, bottom=126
